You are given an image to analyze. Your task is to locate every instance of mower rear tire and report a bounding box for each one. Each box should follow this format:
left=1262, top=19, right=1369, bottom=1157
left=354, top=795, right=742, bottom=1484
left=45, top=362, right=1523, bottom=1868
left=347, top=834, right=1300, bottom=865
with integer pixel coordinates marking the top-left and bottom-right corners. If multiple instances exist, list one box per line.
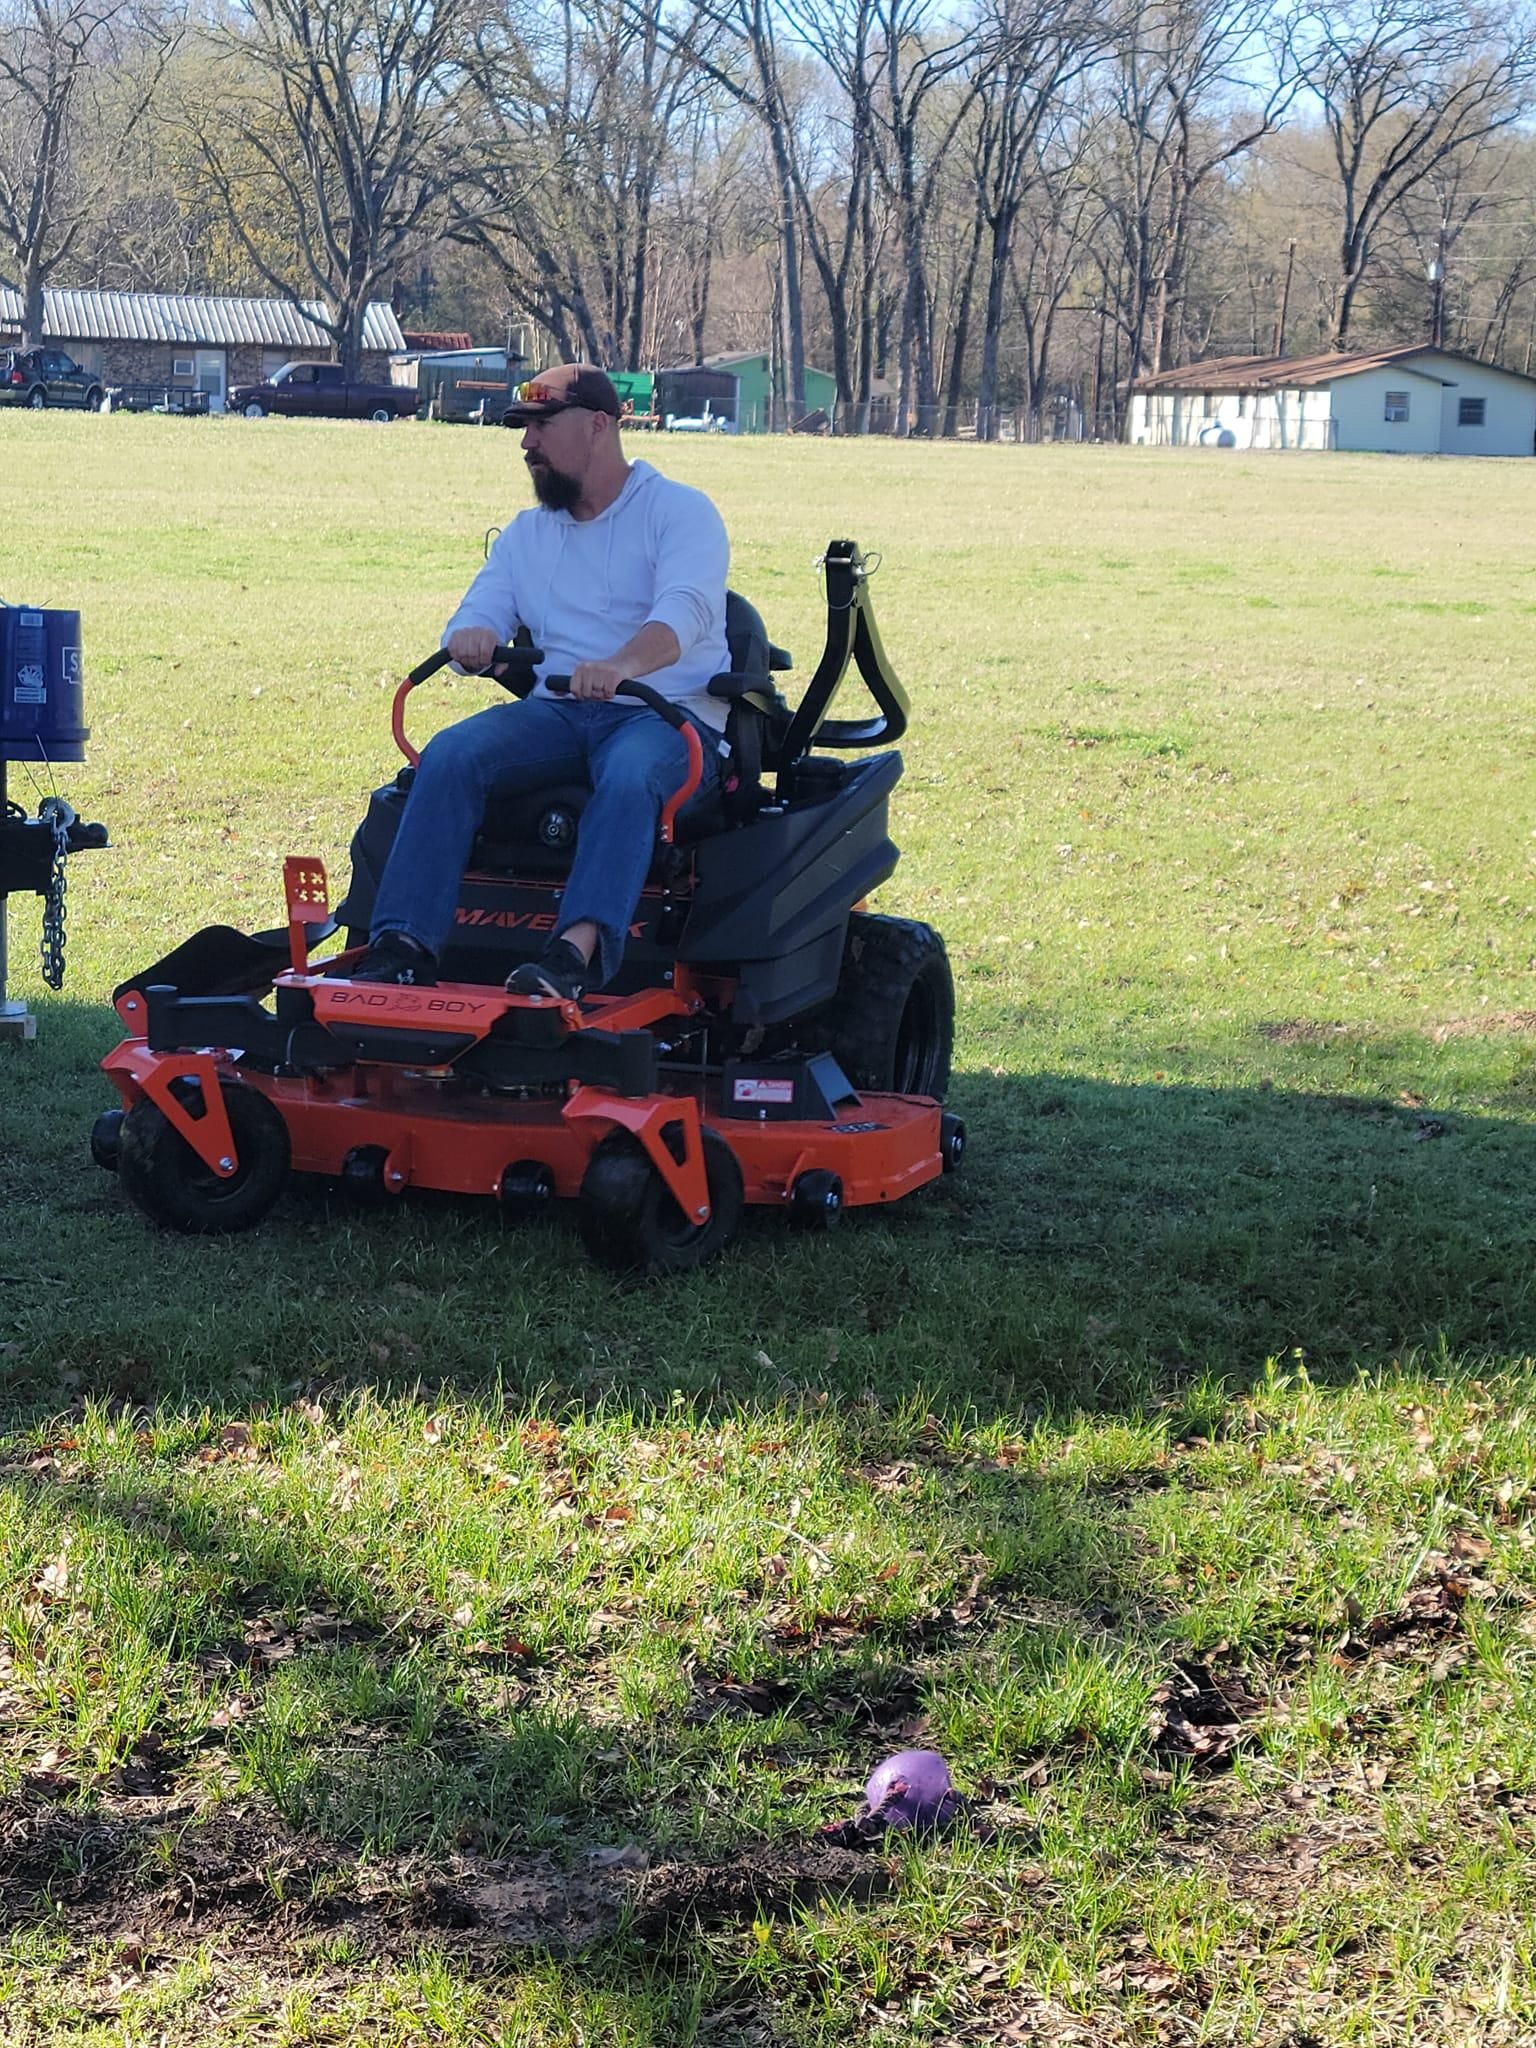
left=810, top=913, right=953, bottom=1098
left=117, top=1080, right=290, bottom=1234
left=578, top=1126, right=742, bottom=1276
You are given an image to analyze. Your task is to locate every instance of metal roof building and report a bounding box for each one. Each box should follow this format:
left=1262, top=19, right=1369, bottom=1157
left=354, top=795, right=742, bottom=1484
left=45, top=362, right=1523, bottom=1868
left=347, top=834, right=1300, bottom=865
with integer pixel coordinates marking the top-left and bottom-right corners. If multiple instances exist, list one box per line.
left=1130, top=345, right=1536, bottom=456
left=0, top=286, right=404, bottom=353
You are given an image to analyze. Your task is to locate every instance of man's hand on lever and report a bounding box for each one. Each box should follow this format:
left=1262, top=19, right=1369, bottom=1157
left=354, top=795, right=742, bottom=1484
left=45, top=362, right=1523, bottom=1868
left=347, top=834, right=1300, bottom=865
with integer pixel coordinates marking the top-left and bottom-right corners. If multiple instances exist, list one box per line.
left=568, top=659, right=626, bottom=701
left=446, top=627, right=501, bottom=675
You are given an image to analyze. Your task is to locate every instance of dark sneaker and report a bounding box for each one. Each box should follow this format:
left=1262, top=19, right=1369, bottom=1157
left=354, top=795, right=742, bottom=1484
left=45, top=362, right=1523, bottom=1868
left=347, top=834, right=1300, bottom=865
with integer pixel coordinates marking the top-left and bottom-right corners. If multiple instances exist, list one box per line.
left=505, top=937, right=589, bottom=1001
left=350, top=933, right=438, bottom=985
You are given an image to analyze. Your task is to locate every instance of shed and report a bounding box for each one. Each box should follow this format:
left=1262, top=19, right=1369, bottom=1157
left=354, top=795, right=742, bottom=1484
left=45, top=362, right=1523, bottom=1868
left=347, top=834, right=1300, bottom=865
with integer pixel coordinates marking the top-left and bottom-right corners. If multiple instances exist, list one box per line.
left=412, top=345, right=526, bottom=424
left=1129, top=346, right=1536, bottom=456
left=0, top=286, right=405, bottom=413
left=610, top=369, right=656, bottom=422
left=656, top=352, right=839, bottom=433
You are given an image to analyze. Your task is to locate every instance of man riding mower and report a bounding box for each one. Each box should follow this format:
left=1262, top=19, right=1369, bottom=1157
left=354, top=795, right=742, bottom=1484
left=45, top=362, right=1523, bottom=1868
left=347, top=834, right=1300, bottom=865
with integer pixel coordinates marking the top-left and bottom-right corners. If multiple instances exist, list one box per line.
left=92, top=539, right=962, bottom=1275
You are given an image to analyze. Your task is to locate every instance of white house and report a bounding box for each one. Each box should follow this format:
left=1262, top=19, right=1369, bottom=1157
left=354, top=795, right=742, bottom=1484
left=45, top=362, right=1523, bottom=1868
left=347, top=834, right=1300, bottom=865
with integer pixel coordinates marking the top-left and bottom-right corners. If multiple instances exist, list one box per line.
left=1129, top=346, right=1536, bottom=457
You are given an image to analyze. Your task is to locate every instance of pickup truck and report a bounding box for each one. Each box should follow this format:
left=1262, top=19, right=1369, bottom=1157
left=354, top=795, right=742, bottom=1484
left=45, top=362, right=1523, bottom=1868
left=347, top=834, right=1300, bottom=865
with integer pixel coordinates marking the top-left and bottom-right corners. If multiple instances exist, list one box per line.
left=229, top=361, right=418, bottom=422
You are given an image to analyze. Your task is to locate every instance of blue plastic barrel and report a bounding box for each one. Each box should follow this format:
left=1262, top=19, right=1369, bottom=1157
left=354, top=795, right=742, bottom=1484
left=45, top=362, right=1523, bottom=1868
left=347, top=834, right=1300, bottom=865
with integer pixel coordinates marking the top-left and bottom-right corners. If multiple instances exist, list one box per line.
left=0, top=606, right=87, bottom=763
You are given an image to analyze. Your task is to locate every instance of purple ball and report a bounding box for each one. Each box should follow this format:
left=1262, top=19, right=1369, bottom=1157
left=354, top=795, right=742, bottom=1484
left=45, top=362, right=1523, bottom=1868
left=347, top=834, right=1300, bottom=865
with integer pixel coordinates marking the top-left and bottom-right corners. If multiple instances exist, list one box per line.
left=862, top=1749, right=960, bottom=1830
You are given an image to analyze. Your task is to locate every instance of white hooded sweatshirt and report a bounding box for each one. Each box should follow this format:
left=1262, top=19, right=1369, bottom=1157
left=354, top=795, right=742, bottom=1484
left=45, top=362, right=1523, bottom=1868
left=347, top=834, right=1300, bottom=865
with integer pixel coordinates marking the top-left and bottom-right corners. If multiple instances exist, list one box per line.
left=443, top=460, right=731, bottom=729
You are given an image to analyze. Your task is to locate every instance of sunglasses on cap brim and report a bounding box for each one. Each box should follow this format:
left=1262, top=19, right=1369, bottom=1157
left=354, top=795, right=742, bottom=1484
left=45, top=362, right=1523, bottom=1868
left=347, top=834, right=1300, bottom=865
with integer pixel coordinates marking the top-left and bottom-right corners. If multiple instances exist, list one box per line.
left=506, top=379, right=591, bottom=416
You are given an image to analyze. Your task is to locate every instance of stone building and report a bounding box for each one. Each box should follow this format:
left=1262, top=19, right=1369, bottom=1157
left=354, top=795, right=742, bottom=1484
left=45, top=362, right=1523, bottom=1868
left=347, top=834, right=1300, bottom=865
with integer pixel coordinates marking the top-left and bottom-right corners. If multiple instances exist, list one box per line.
left=0, top=287, right=405, bottom=412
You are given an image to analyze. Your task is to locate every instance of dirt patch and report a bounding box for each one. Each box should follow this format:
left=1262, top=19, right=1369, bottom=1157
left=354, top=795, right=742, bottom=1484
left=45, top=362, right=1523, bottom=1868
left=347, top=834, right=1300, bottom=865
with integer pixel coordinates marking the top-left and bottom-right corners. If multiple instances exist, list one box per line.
left=632, top=1843, right=889, bottom=1934
left=0, top=1796, right=889, bottom=1965
left=1257, top=1021, right=1357, bottom=1046
left=1431, top=1010, right=1536, bottom=1042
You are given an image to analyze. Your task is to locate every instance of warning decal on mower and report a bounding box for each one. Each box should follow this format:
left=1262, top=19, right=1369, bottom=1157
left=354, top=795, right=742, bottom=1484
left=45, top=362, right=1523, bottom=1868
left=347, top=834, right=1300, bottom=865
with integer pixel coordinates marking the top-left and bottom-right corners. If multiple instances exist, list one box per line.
left=733, top=1077, right=796, bottom=1106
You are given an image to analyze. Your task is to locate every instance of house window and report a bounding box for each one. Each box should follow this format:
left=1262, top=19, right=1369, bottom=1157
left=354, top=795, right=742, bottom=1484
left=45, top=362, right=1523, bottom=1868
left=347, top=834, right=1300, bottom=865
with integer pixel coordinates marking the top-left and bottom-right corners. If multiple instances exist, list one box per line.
left=1237, top=394, right=1247, bottom=417
left=1202, top=394, right=1214, bottom=418
left=172, top=356, right=195, bottom=381
left=1458, top=397, right=1486, bottom=427
left=1384, top=391, right=1410, bottom=423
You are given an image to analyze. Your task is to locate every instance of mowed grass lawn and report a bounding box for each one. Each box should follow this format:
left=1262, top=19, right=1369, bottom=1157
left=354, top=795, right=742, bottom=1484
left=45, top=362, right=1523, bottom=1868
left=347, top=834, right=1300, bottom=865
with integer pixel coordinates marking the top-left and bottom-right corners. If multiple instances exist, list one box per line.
left=2, top=413, right=1536, bottom=2046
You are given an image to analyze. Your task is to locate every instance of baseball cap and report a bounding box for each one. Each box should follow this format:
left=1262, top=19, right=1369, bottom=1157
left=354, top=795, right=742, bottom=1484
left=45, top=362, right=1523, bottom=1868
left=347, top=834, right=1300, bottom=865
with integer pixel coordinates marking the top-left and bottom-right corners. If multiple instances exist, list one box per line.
left=503, top=364, right=622, bottom=425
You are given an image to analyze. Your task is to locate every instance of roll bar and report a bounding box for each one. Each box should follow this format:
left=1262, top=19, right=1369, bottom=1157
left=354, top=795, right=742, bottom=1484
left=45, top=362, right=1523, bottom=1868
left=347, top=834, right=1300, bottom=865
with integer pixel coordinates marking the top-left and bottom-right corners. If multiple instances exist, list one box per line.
left=771, top=540, right=909, bottom=780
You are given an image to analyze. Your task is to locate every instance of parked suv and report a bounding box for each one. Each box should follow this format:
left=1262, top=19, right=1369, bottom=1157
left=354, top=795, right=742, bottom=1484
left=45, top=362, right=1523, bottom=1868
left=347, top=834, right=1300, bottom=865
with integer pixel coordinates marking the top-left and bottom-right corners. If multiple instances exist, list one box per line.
left=0, top=347, right=105, bottom=411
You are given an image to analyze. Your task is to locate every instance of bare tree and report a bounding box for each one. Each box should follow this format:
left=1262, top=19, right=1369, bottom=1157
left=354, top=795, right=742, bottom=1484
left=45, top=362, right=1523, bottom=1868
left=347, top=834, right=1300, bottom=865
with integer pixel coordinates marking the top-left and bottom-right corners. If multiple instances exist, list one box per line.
left=1290, top=0, right=1536, bottom=348
left=188, top=0, right=514, bottom=375
left=868, top=0, right=980, bottom=433
left=632, top=0, right=816, bottom=410
left=1009, top=104, right=1108, bottom=430
left=1092, top=0, right=1295, bottom=420
left=464, top=0, right=723, bottom=369
left=644, top=98, right=755, bottom=366
left=963, top=0, right=1104, bottom=438
left=0, top=0, right=178, bottom=344
left=775, top=0, right=883, bottom=419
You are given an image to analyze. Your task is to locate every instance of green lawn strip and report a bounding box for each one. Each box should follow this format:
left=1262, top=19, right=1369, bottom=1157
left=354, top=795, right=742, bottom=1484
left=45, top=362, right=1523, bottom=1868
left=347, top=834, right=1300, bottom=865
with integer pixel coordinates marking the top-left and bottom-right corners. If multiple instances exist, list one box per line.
left=2, top=419, right=1536, bottom=2040
left=3, top=1371, right=1535, bottom=2040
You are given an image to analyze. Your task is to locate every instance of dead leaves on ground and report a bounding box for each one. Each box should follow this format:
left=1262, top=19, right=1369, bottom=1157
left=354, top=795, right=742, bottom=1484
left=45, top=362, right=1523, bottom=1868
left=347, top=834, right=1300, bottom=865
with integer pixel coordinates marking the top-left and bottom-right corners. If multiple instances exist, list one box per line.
left=1332, top=1536, right=1510, bottom=1678
left=1148, top=1658, right=1266, bottom=1771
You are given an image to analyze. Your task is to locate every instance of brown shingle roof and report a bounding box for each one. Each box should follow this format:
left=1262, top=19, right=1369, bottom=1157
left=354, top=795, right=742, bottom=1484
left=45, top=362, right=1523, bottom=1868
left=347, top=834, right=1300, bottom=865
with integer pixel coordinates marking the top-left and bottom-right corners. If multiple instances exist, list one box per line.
left=1133, top=344, right=1536, bottom=394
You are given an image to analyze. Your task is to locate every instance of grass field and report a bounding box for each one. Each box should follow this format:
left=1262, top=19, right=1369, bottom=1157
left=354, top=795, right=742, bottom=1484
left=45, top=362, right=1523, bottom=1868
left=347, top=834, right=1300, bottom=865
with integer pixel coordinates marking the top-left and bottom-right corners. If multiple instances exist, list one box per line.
left=2, top=414, right=1536, bottom=2045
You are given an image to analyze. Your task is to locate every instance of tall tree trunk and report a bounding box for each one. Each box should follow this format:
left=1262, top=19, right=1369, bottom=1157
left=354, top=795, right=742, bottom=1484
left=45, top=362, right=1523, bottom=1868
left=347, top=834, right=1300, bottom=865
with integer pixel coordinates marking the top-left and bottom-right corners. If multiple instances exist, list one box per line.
left=21, top=262, right=46, bottom=349
left=765, top=107, right=806, bottom=412
left=691, top=233, right=712, bottom=365
left=627, top=183, right=653, bottom=369
left=942, top=206, right=986, bottom=436
left=1334, top=256, right=1366, bottom=349
left=976, top=206, right=1017, bottom=441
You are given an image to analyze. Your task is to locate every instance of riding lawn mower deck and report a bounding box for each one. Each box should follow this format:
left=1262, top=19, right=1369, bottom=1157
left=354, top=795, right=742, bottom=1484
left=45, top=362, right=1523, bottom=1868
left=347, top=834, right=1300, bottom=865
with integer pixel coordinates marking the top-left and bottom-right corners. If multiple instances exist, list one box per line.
left=93, top=540, right=964, bottom=1274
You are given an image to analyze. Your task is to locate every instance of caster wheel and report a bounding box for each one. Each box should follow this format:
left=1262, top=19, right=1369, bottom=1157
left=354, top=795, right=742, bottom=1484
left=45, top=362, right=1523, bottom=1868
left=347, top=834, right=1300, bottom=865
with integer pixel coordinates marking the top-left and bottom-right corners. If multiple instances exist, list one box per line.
left=117, top=1081, right=290, bottom=1234
left=940, top=1113, right=967, bottom=1173
left=578, top=1126, right=743, bottom=1276
left=790, top=1168, right=843, bottom=1230
left=500, top=1159, right=556, bottom=1219
left=340, top=1145, right=395, bottom=1203
left=91, top=1108, right=126, bottom=1172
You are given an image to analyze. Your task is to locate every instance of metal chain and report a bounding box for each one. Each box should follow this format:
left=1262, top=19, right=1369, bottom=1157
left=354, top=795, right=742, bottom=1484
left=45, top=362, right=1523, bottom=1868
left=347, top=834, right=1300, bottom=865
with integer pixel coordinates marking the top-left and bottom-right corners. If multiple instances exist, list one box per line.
left=37, top=797, right=69, bottom=991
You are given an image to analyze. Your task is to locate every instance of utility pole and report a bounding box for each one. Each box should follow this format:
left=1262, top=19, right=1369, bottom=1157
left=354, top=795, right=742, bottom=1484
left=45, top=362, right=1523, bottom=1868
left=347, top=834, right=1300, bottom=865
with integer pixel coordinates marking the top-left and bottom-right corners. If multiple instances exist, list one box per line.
left=1272, top=239, right=1296, bottom=357
left=1427, top=224, right=1447, bottom=350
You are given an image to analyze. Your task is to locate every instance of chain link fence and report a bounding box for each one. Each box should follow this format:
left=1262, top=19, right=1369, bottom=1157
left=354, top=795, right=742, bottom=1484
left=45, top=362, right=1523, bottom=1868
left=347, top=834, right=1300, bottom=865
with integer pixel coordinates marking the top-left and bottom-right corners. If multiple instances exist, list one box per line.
left=756, top=392, right=1116, bottom=441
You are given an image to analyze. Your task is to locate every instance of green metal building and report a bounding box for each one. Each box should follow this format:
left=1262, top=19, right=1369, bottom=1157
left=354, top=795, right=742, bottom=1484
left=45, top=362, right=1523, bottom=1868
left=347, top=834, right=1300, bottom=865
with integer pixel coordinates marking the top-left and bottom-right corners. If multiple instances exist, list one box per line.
left=655, top=352, right=838, bottom=432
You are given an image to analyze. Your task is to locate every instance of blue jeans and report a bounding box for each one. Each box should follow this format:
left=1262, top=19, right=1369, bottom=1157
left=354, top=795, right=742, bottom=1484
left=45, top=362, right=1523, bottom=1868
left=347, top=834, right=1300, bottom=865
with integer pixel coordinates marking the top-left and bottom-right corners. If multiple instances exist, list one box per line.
left=370, top=694, right=721, bottom=986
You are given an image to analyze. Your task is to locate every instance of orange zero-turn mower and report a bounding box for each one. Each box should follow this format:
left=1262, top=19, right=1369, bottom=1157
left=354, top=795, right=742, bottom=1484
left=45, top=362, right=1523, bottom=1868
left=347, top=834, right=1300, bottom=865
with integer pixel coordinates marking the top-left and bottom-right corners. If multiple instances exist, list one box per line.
left=92, top=540, right=965, bottom=1275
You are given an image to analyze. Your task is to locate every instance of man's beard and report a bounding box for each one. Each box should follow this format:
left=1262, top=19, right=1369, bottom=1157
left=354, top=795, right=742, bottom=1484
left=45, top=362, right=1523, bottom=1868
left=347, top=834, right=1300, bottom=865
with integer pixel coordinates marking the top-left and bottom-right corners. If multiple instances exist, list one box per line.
left=528, top=458, right=582, bottom=512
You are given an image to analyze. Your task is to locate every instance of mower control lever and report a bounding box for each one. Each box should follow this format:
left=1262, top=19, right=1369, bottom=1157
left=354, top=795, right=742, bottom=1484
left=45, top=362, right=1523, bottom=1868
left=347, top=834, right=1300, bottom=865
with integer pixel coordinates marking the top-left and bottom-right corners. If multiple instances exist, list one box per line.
left=405, top=644, right=540, bottom=690
left=543, top=674, right=683, bottom=730
left=390, top=661, right=703, bottom=842
left=393, top=645, right=543, bottom=765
